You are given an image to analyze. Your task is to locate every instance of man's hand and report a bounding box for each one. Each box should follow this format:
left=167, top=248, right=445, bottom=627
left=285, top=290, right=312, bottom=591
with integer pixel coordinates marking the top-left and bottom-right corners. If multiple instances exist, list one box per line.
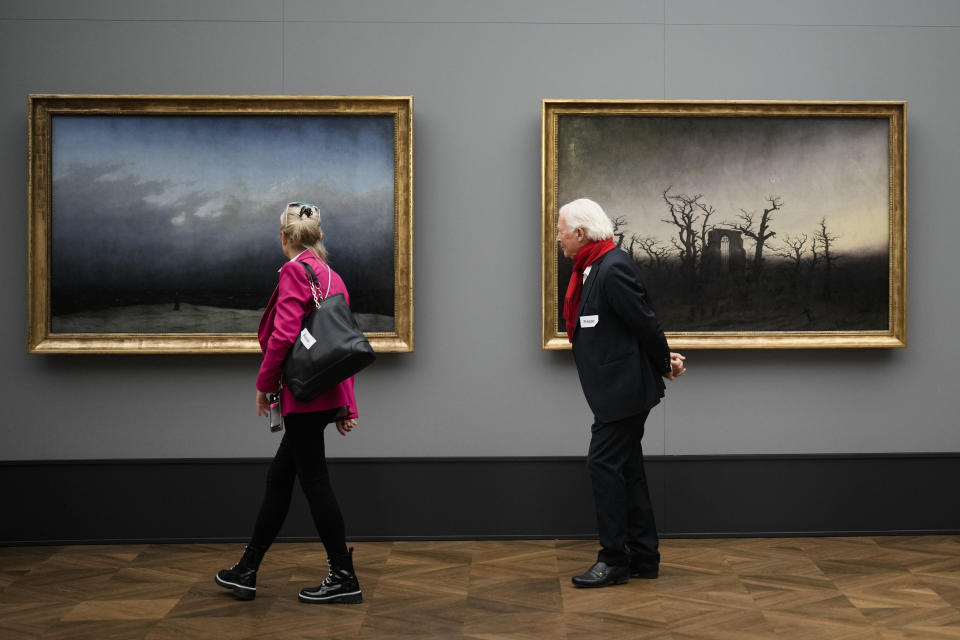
left=664, top=352, right=687, bottom=380
left=335, top=418, right=357, bottom=436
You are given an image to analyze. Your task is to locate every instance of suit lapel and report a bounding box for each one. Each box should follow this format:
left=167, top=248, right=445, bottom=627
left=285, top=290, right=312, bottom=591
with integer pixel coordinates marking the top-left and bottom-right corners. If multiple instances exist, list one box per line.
left=577, top=251, right=606, bottom=316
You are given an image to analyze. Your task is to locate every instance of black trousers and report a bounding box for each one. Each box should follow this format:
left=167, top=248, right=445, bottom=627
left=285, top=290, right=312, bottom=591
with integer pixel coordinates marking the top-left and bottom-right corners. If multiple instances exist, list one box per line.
left=249, top=409, right=348, bottom=557
left=587, top=409, right=659, bottom=567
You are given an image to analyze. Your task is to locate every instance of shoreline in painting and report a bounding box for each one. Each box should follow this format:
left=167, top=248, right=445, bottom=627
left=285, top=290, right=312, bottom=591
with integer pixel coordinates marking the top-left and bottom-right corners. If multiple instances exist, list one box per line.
left=52, top=303, right=395, bottom=334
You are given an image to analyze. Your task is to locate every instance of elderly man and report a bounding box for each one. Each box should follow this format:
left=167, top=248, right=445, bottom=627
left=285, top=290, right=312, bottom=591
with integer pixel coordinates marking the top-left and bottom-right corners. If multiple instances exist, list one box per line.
left=557, top=198, right=686, bottom=588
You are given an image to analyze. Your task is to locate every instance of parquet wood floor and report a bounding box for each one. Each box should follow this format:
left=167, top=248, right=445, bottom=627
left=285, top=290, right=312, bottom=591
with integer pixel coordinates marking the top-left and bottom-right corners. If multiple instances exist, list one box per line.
left=2, top=537, right=959, bottom=639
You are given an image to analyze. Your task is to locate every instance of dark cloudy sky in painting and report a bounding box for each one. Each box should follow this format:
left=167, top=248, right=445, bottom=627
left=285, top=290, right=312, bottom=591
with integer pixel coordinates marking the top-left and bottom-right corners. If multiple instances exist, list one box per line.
left=50, top=115, right=395, bottom=316
left=558, top=116, right=890, bottom=255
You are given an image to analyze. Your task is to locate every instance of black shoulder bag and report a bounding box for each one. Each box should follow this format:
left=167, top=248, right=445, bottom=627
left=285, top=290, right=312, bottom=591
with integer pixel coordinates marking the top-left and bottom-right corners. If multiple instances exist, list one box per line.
left=282, top=261, right=375, bottom=401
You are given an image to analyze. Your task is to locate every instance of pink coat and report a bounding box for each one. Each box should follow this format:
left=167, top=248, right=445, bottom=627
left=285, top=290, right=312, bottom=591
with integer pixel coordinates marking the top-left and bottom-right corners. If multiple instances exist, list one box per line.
left=256, top=251, right=358, bottom=418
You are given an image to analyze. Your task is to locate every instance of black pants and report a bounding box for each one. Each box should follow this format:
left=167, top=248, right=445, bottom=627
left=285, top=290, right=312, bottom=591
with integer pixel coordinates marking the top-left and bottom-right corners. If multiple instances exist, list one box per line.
left=249, top=409, right=348, bottom=557
left=587, top=409, right=659, bottom=567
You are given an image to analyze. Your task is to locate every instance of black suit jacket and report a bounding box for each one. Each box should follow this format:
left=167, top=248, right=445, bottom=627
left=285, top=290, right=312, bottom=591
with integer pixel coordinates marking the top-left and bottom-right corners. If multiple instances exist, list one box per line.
left=571, top=249, right=671, bottom=423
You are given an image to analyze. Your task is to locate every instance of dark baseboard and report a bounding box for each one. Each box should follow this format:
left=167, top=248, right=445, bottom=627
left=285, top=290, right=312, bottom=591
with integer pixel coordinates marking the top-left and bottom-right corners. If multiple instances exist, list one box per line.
left=2, top=454, right=958, bottom=545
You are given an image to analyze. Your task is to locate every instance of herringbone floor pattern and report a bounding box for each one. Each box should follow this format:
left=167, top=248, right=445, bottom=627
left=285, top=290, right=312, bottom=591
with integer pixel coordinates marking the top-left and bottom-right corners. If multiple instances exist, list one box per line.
left=1, top=537, right=959, bottom=639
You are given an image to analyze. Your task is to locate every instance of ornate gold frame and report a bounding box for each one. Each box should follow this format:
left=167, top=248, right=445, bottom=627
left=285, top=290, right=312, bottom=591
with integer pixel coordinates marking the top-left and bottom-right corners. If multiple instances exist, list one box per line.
left=542, top=100, right=906, bottom=350
left=28, top=94, right=414, bottom=354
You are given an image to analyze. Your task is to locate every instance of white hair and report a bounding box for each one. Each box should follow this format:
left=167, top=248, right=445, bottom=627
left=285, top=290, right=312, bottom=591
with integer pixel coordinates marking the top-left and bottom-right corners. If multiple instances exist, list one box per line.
left=559, top=198, right=614, bottom=241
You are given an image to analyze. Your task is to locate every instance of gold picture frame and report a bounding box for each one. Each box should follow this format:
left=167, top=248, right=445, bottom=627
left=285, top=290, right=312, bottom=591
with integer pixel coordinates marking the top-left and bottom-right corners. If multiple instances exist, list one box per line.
left=542, top=100, right=906, bottom=350
left=29, top=94, right=413, bottom=354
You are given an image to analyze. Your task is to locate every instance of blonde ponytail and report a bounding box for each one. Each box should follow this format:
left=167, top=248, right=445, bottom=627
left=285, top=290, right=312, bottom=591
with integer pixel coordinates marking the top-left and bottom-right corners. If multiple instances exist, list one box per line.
left=280, top=201, right=327, bottom=261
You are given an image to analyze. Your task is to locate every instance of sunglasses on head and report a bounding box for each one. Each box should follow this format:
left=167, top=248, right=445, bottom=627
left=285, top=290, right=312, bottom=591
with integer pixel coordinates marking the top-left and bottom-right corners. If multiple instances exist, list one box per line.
left=288, top=201, right=317, bottom=218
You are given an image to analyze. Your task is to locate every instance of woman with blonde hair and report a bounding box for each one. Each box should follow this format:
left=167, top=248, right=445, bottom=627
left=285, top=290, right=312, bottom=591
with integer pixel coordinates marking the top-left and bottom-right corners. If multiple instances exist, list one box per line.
left=216, top=201, right=362, bottom=604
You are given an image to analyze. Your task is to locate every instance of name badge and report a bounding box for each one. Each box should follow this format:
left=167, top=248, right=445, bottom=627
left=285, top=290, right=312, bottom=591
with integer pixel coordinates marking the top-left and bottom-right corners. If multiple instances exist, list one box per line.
left=300, top=328, right=317, bottom=349
left=580, top=315, right=599, bottom=328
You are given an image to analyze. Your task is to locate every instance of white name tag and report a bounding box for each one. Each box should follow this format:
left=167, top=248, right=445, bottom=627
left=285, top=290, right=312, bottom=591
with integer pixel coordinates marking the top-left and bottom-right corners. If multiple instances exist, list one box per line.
left=580, top=315, right=599, bottom=328
left=299, top=328, right=317, bottom=349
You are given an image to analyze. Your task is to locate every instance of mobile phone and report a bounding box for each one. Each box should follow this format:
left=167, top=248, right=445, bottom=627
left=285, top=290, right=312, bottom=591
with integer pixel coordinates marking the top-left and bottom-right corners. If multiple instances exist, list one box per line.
left=268, top=391, right=284, bottom=432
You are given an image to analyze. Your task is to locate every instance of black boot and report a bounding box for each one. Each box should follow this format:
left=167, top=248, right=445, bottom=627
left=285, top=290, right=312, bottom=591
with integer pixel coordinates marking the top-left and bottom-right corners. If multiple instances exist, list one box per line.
left=298, top=547, right=363, bottom=604
left=215, top=544, right=264, bottom=601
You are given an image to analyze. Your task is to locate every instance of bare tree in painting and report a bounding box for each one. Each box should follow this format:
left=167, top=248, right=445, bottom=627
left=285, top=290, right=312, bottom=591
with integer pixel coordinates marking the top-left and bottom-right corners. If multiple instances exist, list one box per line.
left=815, top=217, right=840, bottom=300
left=695, top=201, right=717, bottom=268
left=809, top=236, right=821, bottom=275
left=775, top=232, right=808, bottom=293
left=660, top=186, right=716, bottom=279
left=730, top=195, right=783, bottom=280
left=802, top=234, right=821, bottom=302
left=633, top=234, right=669, bottom=272
left=611, top=214, right=628, bottom=249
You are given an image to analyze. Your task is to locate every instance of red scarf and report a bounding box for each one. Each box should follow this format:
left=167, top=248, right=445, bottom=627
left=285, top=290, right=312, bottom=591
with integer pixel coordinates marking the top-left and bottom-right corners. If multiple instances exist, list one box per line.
left=563, top=239, right=616, bottom=342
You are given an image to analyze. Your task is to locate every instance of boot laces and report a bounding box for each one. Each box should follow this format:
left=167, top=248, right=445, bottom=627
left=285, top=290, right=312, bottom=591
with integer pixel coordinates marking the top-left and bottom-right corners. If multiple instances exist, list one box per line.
left=321, top=558, right=335, bottom=586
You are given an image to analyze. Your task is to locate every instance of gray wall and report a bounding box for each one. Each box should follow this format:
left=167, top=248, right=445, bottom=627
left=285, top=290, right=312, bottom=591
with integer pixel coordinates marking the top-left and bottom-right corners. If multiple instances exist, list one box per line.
left=2, top=0, right=958, bottom=460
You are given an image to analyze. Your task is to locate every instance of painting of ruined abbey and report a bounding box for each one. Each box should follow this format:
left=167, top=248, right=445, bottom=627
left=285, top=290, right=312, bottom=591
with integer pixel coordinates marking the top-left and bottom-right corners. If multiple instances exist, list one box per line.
left=553, top=113, right=895, bottom=335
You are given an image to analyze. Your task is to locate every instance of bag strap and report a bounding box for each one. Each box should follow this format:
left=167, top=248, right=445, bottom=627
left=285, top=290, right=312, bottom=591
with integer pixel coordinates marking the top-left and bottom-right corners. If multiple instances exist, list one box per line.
left=297, top=261, right=332, bottom=309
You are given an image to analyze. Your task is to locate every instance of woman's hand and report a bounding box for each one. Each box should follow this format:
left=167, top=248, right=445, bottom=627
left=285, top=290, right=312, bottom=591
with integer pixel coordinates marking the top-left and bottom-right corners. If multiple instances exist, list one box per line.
left=335, top=418, right=357, bottom=436
left=256, top=390, right=270, bottom=417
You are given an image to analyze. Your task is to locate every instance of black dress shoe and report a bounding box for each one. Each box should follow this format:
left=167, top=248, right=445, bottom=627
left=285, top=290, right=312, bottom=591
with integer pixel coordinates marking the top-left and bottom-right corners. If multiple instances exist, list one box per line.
left=630, top=561, right=659, bottom=579
left=299, top=548, right=363, bottom=604
left=571, top=561, right=630, bottom=588
left=629, top=552, right=660, bottom=578
left=215, top=564, right=257, bottom=600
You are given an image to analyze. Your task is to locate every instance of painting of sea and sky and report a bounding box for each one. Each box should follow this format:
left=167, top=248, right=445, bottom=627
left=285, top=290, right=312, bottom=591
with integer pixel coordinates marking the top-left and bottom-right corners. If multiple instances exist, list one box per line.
left=50, top=114, right=396, bottom=335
